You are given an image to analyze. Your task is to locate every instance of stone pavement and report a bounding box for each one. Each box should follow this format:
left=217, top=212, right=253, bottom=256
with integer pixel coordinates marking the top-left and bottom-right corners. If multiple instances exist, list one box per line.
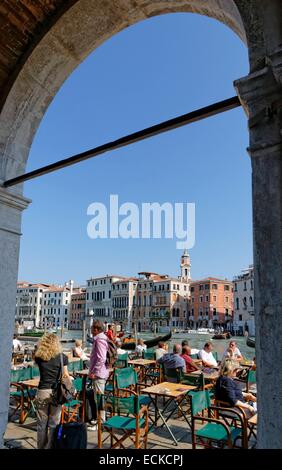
left=4, top=414, right=193, bottom=450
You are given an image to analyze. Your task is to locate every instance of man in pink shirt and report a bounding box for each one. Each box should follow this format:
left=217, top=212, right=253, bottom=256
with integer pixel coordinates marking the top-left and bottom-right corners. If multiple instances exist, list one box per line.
left=181, top=345, right=200, bottom=373
left=89, top=320, right=109, bottom=426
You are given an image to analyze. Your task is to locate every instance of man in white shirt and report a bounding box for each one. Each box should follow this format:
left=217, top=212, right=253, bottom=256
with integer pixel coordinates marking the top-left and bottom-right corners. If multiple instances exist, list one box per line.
left=198, top=342, right=218, bottom=368
left=135, top=339, right=147, bottom=357
left=12, top=334, right=22, bottom=351
left=116, top=339, right=125, bottom=356
left=155, top=341, right=168, bottom=360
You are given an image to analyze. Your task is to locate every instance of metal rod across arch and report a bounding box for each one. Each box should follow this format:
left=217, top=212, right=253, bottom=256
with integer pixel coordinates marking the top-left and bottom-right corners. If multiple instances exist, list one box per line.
left=3, top=96, right=241, bottom=187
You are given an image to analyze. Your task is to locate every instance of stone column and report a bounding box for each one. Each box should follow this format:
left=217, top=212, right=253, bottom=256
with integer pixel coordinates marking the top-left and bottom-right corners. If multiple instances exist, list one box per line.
left=0, top=185, right=31, bottom=448
left=235, top=51, right=282, bottom=448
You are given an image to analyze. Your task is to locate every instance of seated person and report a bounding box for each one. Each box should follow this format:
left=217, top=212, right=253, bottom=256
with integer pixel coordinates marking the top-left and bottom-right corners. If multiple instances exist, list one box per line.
left=222, top=341, right=243, bottom=361
left=135, top=338, right=147, bottom=357
left=198, top=342, right=218, bottom=368
left=116, top=338, right=125, bottom=356
left=12, top=334, right=22, bottom=352
left=155, top=341, right=168, bottom=360
left=73, top=339, right=90, bottom=367
left=106, top=324, right=116, bottom=342
left=123, top=334, right=133, bottom=344
left=182, top=340, right=199, bottom=356
left=157, top=343, right=186, bottom=378
left=215, top=359, right=257, bottom=416
left=181, top=345, right=200, bottom=373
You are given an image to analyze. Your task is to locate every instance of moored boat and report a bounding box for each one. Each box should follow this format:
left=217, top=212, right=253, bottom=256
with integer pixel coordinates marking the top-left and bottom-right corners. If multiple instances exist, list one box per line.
left=212, top=332, right=231, bottom=340
left=121, top=331, right=172, bottom=350
left=246, top=336, right=255, bottom=348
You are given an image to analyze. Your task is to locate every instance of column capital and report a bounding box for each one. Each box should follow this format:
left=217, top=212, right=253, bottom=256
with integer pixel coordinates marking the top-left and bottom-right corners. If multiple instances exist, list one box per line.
left=0, top=186, right=31, bottom=236
left=234, top=64, right=282, bottom=157
left=0, top=186, right=31, bottom=212
left=268, top=46, right=282, bottom=85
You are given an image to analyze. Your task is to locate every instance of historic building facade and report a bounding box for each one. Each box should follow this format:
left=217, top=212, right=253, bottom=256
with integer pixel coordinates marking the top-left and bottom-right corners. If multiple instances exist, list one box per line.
left=69, top=288, right=86, bottom=330
left=233, top=266, right=255, bottom=336
left=188, top=278, right=233, bottom=329
left=15, top=282, right=51, bottom=329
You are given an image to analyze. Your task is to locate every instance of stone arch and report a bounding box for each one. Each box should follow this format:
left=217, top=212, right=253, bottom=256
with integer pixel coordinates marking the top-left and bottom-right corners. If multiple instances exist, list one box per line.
left=0, top=0, right=247, bottom=190
left=0, top=0, right=282, bottom=450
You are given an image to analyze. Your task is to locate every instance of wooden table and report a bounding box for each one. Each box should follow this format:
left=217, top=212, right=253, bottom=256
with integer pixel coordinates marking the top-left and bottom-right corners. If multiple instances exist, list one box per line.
left=190, top=369, right=219, bottom=381
left=20, top=378, right=39, bottom=388
left=248, top=413, right=257, bottom=446
left=141, top=382, right=197, bottom=445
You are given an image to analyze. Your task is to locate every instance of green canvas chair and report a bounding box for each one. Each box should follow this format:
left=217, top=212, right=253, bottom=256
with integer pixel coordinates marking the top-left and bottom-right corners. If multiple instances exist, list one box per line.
left=114, top=353, right=128, bottom=369
left=61, top=377, right=84, bottom=423
left=245, top=369, right=256, bottom=394
left=98, top=391, right=148, bottom=449
left=113, top=367, right=151, bottom=407
left=190, top=390, right=245, bottom=449
left=143, top=350, right=156, bottom=360
left=9, top=367, right=36, bottom=423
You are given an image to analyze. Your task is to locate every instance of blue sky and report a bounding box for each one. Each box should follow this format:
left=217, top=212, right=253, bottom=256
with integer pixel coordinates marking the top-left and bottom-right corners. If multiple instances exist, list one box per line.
left=18, top=12, right=252, bottom=286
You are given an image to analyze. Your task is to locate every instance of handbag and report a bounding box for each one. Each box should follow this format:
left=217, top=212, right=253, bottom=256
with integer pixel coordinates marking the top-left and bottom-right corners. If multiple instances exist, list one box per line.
left=52, top=353, right=76, bottom=405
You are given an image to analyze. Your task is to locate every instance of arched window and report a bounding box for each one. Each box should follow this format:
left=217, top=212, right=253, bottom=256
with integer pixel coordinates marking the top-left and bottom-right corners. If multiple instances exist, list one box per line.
left=249, top=296, right=253, bottom=307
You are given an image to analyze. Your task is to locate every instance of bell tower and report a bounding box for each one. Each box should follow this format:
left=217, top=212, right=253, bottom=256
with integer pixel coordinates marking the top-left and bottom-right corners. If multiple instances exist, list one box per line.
left=180, top=249, right=191, bottom=282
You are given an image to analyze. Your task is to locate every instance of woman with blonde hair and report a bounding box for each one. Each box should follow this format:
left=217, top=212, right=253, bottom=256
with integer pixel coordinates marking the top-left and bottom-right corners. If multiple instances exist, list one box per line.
left=34, top=333, right=70, bottom=449
left=215, top=359, right=257, bottom=416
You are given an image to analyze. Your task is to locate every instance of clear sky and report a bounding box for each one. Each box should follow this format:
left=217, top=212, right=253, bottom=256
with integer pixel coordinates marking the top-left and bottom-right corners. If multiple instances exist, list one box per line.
left=18, top=12, right=252, bottom=286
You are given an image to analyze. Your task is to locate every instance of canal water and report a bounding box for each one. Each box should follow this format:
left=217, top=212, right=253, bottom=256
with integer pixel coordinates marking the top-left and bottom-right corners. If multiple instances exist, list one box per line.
left=62, top=330, right=255, bottom=361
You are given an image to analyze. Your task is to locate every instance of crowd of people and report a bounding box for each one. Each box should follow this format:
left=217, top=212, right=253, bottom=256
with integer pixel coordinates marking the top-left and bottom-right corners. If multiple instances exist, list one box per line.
left=14, top=323, right=256, bottom=448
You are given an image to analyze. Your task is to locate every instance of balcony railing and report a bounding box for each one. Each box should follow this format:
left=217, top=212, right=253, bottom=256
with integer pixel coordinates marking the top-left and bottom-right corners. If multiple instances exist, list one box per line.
left=149, top=312, right=169, bottom=319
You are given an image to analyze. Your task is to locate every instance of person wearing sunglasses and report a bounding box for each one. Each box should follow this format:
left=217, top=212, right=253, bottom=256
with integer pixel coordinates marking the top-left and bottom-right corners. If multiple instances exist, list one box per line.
left=222, top=341, right=243, bottom=361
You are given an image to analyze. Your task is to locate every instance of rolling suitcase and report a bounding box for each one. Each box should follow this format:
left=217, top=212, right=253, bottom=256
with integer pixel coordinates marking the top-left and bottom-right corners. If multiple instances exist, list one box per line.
left=52, top=422, right=87, bottom=449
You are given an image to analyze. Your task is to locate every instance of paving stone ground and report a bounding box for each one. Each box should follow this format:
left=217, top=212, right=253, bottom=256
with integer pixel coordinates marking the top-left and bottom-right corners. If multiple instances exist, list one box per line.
left=4, top=416, right=193, bottom=450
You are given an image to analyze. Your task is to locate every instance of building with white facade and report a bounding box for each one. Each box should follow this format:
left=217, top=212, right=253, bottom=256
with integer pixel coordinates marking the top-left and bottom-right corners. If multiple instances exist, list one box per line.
left=233, top=266, right=255, bottom=336
left=112, top=278, right=139, bottom=331
left=85, top=275, right=126, bottom=329
left=40, top=280, right=74, bottom=329
left=15, top=282, right=51, bottom=328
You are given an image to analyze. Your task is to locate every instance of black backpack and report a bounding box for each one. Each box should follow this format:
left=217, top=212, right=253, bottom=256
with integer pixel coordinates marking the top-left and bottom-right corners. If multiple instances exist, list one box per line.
left=106, top=339, right=118, bottom=366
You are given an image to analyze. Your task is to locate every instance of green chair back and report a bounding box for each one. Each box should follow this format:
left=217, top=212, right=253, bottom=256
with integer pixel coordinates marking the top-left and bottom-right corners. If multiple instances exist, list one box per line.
left=182, top=373, right=205, bottom=389
left=190, top=354, right=199, bottom=360
left=143, top=350, right=156, bottom=360
left=213, top=352, right=218, bottom=362
left=73, top=377, right=83, bottom=392
left=247, top=370, right=256, bottom=384
left=10, top=367, right=32, bottom=382
left=111, top=395, right=140, bottom=415
left=163, top=366, right=183, bottom=383
left=189, top=390, right=211, bottom=416
left=70, top=359, right=83, bottom=373
left=114, top=353, right=128, bottom=368
left=31, top=365, right=40, bottom=377
left=115, top=367, right=138, bottom=389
